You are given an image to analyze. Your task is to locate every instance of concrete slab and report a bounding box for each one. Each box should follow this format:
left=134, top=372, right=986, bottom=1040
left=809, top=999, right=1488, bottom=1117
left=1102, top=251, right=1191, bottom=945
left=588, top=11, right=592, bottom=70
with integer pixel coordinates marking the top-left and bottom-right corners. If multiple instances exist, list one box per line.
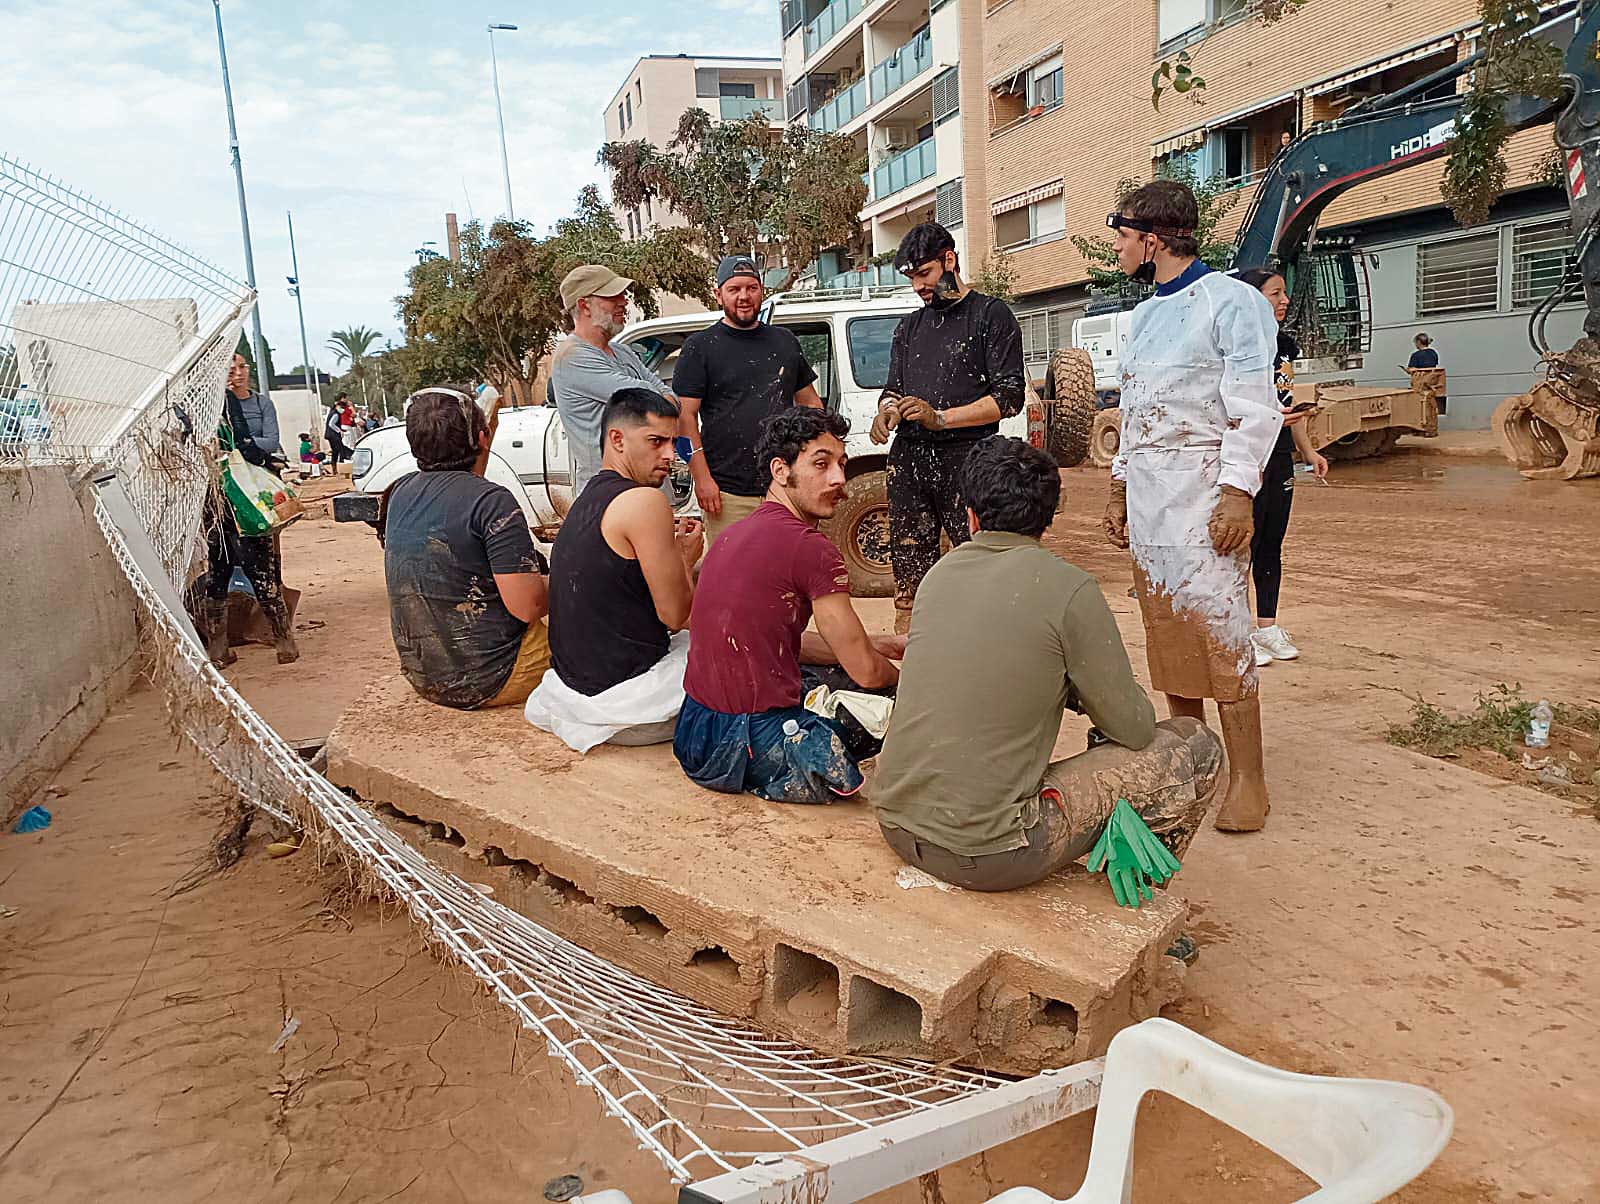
left=326, top=675, right=1191, bottom=1073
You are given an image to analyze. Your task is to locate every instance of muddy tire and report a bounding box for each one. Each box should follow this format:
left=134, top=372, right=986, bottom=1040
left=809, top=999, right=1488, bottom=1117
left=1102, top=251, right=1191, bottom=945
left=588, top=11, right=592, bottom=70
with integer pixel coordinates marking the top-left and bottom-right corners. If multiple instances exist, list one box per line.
left=1088, top=408, right=1122, bottom=468
left=822, top=469, right=893, bottom=598
left=1045, top=348, right=1096, bottom=467
left=1325, top=428, right=1400, bottom=462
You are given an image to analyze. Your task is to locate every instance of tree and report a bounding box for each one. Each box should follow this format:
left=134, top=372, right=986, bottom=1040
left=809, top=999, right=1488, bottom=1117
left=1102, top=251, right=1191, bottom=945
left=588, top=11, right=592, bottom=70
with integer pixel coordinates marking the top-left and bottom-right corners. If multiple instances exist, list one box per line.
left=1068, top=165, right=1242, bottom=298
left=326, top=325, right=383, bottom=408
left=600, top=109, right=867, bottom=290
left=971, top=250, right=1019, bottom=304
left=396, top=186, right=714, bottom=403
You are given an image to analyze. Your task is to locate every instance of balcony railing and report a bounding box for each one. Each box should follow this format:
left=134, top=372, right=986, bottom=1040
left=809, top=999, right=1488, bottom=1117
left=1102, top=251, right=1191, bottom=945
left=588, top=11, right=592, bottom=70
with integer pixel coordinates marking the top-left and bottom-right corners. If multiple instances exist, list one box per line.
left=719, top=95, right=777, bottom=121
left=868, top=30, right=932, bottom=104
left=820, top=262, right=902, bottom=289
left=804, top=0, right=863, bottom=58
left=809, top=77, right=868, bottom=132
left=871, top=138, right=936, bottom=200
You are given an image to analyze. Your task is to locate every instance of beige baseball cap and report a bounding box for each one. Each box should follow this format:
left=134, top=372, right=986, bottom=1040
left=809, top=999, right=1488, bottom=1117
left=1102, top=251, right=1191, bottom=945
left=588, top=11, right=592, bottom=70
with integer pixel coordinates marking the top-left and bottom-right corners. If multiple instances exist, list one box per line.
left=559, top=264, right=633, bottom=311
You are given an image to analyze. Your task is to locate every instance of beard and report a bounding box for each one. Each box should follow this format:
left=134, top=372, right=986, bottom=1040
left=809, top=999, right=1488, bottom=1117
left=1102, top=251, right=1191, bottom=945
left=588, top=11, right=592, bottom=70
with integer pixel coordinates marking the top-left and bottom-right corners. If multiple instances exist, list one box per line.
left=722, top=302, right=760, bottom=328
left=592, top=309, right=625, bottom=336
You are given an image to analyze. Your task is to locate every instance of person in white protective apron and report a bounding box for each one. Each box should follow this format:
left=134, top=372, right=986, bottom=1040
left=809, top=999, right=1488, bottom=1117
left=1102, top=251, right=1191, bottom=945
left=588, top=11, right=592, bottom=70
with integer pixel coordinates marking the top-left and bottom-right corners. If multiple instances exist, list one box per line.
left=1100, top=181, right=1283, bottom=832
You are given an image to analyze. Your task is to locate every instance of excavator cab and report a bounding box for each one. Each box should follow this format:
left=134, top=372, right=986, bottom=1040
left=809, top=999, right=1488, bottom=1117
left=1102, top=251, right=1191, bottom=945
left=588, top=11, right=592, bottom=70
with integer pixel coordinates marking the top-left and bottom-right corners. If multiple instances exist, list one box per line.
left=1281, top=242, right=1370, bottom=370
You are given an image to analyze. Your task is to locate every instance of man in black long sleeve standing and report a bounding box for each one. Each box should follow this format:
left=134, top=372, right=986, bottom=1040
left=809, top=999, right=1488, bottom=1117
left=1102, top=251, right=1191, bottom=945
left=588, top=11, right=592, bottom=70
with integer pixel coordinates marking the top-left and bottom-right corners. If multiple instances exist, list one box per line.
left=870, top=223, right=1026, bottom=632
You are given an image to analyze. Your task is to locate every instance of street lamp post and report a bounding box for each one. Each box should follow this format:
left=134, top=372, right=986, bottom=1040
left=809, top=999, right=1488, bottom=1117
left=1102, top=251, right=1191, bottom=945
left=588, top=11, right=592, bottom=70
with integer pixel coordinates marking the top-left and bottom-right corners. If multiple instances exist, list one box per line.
left=487, top=23, right=518, bottom=220
left=211, top=0, right=271, bottom=402
left=285, top=211, right=318, bottom=429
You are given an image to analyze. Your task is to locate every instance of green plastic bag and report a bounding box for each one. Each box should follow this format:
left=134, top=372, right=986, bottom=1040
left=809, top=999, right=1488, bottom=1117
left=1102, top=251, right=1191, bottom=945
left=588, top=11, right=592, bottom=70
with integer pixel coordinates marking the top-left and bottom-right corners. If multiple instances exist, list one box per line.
left=218, top=425, right=300, bottom=536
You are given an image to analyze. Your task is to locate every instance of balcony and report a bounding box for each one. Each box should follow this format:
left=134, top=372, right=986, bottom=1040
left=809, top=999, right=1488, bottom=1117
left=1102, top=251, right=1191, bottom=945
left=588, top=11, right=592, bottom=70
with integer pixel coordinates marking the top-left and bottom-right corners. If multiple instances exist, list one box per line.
left=805, top=0, right=863, bottom=59
left=868, top=29, right=932, bottom=104
left=820, top=262, right=902, bottom=289
left=871, top=138, right=936, bottom=201
left=810, top=77, right=868, bottom=132
left=719, top=95, right=777, bottom=121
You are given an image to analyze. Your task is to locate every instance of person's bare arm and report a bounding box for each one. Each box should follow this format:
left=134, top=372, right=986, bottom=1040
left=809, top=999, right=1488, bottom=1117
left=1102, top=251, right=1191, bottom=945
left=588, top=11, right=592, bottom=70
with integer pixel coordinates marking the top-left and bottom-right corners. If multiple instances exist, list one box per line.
left=897, top=394, right=1002, bottom=432
left=794, top=383, right=823, bottom=409
left=493, top=572, right=548, bottom=624
left=608, top=488, right=698, bottom=630
left=677, top=394, right=721, bottom=517
left=808, top=594, right=898, bottom=689
left=1289, top=420, right=1328, bottom=478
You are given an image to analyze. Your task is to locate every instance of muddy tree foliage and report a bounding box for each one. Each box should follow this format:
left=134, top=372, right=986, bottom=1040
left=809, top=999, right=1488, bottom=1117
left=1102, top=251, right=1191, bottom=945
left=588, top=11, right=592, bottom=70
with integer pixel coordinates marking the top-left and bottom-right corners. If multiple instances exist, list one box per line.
left=599, top=109, right=867, bottom=291
left=395, top=187, right=714, bottom=398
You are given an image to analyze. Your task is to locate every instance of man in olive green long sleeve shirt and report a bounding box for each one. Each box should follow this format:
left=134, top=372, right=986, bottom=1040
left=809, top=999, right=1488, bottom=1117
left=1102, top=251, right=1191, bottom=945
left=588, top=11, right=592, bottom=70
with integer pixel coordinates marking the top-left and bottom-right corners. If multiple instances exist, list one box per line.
left=872, top=438, right=1222, bottom=892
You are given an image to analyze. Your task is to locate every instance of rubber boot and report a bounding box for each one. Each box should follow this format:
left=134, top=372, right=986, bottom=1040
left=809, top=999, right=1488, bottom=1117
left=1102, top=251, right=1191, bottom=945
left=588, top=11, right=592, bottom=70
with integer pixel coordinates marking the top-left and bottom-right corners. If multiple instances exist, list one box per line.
left=202, top=598, right=236, bottom=667
left=258, top=596, right=300, bottom=665
left=1213, top=698, right=1270, bottom=832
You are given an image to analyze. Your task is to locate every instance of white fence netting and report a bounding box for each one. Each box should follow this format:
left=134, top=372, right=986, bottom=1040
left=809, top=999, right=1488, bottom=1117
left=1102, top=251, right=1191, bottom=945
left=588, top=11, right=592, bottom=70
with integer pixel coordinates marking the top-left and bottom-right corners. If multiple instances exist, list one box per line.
left=7, top=157, right=1014, bottom=1186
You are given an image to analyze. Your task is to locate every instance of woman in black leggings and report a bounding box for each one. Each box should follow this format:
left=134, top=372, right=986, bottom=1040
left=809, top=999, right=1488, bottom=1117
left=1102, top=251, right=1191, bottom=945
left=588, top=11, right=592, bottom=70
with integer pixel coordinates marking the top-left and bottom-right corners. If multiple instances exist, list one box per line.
left=1237, top=268, right=1328, bottom=667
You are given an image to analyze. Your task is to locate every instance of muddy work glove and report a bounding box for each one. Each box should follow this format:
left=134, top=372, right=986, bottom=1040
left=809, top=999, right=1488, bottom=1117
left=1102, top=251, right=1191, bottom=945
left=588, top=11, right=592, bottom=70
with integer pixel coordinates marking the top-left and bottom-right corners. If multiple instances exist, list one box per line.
left=1101, top=478, right=1129, bottom=549
left=1207, top=484, right=1254, bottom=554
left=1088, top=799, right=1183, bottom=909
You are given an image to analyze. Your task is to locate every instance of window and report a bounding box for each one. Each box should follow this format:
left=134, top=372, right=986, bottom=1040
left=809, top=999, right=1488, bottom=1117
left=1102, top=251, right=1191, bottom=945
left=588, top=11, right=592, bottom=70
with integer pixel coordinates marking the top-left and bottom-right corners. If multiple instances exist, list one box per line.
left=1026, top=55, right=1062, bottom=110
left=624, top=96, right=633, bottom=126
left=995, top=196, right=1066, bottom=250
left=618, top=102, right=626, bottom=133
left=719, top=81, right=757, bottom=98
left=1157, top=127, right=1251, bottom=185
left=635, top=80, right=642, bottom=103
left=786, top=322, right=835, bottom=406
left=1416, top=232, right=1500, bottom=315
left=1512, top=220, right=1574, bottom=308
left=1158, top=0, right=1205, bottom=45
left=847, top=316, right=900, bottom=390
left=1017, top=307, right=1073, bottom=366
left=644, top=196, right=653, bottom=222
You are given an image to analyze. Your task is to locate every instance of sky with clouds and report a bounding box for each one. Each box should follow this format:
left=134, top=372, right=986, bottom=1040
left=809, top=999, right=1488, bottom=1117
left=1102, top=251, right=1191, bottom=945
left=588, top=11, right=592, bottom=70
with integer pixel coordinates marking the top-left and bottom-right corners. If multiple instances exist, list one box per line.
left=0, top=0, right=778, bottom=375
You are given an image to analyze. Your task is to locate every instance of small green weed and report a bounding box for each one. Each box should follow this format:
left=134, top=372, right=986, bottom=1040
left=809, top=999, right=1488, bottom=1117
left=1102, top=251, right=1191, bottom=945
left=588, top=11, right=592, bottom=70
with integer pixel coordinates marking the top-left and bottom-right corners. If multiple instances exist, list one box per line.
left=1386, top=683, right=1536, bottom=759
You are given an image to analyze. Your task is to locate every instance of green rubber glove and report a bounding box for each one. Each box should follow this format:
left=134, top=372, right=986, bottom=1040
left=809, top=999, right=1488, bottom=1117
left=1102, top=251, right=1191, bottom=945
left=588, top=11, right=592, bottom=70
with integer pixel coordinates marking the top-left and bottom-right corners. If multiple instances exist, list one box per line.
left=1088, top=800, right=1183, bottom=909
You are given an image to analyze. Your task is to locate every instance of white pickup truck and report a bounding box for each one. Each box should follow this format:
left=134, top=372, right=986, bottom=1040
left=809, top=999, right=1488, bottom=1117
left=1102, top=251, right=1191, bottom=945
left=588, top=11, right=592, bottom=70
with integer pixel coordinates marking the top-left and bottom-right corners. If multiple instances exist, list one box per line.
left=335, top=287, right=1053, bottom=596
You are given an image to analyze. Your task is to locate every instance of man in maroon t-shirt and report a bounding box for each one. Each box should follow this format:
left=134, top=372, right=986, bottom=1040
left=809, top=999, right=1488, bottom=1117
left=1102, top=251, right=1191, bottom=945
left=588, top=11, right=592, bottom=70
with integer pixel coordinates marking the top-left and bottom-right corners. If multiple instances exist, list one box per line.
left=675, top=407, right=905, bottom=803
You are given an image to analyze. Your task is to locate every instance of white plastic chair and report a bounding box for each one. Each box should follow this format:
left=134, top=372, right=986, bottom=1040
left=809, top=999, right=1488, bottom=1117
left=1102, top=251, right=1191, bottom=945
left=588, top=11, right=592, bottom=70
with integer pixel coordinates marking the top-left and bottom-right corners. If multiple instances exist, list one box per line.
left=989, top=1017, right=1452, bottom=1204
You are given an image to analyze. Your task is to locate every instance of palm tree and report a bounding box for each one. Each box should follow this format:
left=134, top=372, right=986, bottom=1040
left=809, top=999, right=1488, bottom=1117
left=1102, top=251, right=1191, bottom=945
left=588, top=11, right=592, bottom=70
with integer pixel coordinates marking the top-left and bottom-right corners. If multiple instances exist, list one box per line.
left=326, top=325, right=383, bottom=407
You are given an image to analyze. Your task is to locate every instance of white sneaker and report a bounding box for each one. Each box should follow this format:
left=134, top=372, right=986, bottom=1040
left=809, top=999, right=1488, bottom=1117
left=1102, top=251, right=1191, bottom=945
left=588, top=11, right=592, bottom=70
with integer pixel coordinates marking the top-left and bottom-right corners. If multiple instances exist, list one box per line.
left=1254, top=625, right=1300, bottom=661
left=1253, top=639, right=1273, bottom=668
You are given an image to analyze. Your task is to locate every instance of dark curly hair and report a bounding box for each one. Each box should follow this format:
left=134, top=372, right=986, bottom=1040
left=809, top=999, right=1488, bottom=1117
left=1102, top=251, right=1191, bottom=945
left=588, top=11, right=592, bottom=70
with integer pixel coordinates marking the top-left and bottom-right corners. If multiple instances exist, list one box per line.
left=959, top=436, right=1060, bottom=538
left=754, top=406, right=850, bottom=488
left=893, top=221, right=958, bottom=275
left=1123, top=179, right=1200, bottom=259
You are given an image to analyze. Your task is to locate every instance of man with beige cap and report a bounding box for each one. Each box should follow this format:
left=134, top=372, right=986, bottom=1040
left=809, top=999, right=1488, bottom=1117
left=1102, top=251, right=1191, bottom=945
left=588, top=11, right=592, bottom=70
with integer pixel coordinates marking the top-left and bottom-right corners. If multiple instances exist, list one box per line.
left=551, top=264, right=672, bottom=494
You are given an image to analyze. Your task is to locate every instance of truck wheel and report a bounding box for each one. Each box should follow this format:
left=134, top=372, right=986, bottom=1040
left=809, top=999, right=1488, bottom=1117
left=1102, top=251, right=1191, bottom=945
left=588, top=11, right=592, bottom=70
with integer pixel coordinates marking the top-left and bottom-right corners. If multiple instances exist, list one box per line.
left=1325, top=429, right=1400, bottom=461
left=1045, top=348, right=1096, bottom=467
left=1088, top=409, right=1121, bottom=468
left=822, top=469, right=894, bottom=598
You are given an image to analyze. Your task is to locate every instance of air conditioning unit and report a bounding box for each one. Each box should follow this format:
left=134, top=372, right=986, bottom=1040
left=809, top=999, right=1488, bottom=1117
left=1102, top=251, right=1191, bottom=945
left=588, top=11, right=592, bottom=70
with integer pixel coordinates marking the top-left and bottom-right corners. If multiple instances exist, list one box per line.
left=883, top=130, right=914, bottom=150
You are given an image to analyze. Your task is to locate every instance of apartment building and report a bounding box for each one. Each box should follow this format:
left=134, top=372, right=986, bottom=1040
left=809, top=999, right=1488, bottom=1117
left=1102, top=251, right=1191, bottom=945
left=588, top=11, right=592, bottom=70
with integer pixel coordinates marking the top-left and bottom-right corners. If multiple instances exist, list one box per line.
left=976, top=0, right=1581, bottom=428
left=780, top=0, right=982, bottom=289
left=602, top=55, right=784, bottom=241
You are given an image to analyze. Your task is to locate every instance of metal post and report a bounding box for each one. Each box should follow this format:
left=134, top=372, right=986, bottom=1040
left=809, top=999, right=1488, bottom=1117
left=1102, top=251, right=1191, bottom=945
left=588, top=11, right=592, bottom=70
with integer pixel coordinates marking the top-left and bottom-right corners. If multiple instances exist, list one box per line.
left=212, top=0, right=270, bottom=401
left=286, top=211, right=318, bottom=425
left=488, top=24, right=518, bottom=220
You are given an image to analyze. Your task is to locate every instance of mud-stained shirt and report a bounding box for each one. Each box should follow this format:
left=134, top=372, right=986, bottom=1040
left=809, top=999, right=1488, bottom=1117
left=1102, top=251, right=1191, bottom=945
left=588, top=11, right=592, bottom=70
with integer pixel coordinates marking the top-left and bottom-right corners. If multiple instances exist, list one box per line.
left=873, top=532, right=1157, bottom=856
left=383, top=470, right=545, bottom=709
left=880, top=290, right=1025, bottom=444
left=684, top=501, right=850, bottom=715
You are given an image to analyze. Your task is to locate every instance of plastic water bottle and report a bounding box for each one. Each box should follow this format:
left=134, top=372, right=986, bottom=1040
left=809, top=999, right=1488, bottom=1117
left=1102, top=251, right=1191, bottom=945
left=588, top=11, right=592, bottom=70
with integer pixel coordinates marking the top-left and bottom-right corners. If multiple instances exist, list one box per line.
left=782, top=719, right=801, bottom=737
left=1527, top=700, right=1553, bottom=748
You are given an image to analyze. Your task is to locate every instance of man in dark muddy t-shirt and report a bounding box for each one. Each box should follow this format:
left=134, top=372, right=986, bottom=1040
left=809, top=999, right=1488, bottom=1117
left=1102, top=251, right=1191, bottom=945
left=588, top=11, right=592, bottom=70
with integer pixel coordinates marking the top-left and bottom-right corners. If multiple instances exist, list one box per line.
left=383, top=389, right=549, bottom=709
left=673, top=255, right=822, bottom=547
left=869, top=222, right=1026, bottom=632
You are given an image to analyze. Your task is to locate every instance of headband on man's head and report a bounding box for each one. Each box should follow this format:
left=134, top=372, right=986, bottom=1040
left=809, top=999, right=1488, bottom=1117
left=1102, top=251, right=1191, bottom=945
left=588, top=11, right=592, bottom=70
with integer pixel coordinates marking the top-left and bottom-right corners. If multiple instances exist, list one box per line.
left=1105, top=211, right=1195, bottom=239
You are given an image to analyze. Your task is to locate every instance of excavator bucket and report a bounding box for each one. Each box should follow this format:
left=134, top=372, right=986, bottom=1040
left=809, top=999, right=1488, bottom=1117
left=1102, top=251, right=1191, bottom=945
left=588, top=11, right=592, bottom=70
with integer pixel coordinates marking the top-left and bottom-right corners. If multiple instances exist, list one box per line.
left=1493, top=383, right=1600, bottom=480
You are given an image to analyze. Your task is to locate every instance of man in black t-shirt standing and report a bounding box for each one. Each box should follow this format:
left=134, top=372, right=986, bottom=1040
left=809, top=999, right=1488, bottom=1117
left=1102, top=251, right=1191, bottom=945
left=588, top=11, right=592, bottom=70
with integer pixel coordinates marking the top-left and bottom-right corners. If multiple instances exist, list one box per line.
left=673, top=255, right=822, bottom=547
left=870, top=222, right=1026, bottom=632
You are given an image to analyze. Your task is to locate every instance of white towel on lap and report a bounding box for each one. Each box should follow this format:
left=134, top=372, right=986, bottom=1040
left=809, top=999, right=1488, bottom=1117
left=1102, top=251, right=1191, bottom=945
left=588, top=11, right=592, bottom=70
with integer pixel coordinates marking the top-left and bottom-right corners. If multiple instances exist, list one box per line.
left=524, top=631, right=689, bottom=754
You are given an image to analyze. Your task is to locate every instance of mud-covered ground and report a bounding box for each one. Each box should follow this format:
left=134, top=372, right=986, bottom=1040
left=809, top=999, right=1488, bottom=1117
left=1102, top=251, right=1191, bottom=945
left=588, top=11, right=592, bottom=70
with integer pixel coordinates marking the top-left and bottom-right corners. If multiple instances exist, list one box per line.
left=2, top=446, right=1597, bottom=1201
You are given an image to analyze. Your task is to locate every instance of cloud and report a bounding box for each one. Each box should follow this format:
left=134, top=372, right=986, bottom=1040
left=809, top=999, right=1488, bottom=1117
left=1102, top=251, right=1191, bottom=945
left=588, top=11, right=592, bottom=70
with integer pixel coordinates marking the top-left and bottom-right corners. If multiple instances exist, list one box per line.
left=0, top=0, right=776, bottom=367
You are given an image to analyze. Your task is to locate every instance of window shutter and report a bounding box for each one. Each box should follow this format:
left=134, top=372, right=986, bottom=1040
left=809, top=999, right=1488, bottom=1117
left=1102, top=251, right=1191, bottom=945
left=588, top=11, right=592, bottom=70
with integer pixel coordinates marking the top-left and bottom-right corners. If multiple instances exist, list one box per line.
left=932, top=67, right=960, bottom=125
left=936, top=179, right=963, bottom=228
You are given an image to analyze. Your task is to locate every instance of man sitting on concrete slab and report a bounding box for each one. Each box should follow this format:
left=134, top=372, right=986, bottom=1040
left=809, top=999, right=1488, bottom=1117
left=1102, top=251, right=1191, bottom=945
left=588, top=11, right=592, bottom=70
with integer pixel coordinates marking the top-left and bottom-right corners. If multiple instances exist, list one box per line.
left=674, top=407, right=905, bottom=803
left=382, top=388, right=549, bottom=710
left=872, top=436, right=1222, bottom=891
left=526, top=388, right=705, bottom=753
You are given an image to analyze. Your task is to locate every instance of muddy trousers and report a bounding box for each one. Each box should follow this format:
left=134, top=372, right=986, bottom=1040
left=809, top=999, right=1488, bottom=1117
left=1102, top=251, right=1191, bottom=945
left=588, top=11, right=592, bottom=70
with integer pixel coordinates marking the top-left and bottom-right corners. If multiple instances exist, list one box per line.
left=204, top=523, right=291, bottom=642
left=1250, top=447, right=1294, bottom=620
left=887, top=437, right=974, bottom=616
left=879, top=717, right=1223, bottom=892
